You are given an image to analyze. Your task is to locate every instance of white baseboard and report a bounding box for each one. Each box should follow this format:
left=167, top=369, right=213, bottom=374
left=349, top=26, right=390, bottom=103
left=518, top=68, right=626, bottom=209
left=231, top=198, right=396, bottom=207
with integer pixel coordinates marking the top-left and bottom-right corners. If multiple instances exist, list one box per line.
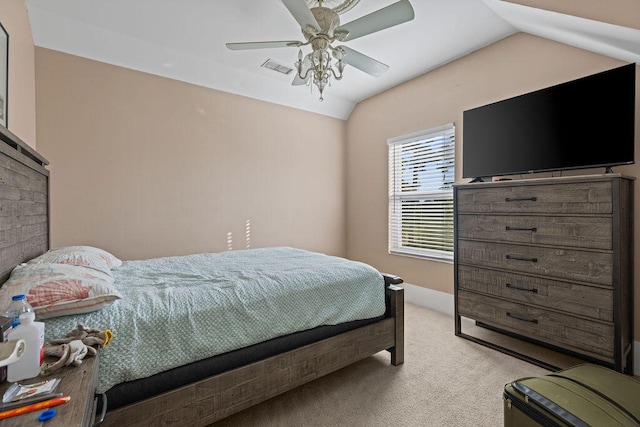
left=403, top=282, right=455, bottom=316
left=402, top=283, right=640, bottom=376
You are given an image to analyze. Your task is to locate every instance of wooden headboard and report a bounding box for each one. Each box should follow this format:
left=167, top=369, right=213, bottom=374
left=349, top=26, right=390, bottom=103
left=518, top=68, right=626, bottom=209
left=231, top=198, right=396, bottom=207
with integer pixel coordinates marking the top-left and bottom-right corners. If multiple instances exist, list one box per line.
left=0, top=125, right=49, bottom=285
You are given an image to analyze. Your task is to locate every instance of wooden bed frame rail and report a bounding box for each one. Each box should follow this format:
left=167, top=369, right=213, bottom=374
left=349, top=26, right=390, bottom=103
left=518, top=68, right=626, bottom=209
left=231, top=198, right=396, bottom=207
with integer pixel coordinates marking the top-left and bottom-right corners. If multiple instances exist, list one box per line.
left=102, top=284, right=404, bottom=426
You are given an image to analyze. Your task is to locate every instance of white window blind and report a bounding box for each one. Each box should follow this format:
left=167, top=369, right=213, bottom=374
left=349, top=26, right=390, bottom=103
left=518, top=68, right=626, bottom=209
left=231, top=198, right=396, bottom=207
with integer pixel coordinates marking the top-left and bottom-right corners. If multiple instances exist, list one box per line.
left=388, top=123, right=455, bottom=261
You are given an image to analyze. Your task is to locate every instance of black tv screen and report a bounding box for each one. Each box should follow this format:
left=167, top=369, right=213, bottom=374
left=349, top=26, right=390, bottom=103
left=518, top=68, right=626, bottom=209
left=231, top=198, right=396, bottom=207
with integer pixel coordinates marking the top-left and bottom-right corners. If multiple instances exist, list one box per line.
left=462, top=64, right=636, bottom=180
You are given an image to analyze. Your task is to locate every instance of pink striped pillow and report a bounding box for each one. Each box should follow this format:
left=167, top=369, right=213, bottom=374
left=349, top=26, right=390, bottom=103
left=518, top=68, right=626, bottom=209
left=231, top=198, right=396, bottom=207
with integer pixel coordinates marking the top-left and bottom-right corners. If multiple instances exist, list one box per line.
left=27, top=280, right=92, bottom=307
left=48, top=246, right=122, bottom=268
left=28, top=252, right=113, bottom=279
left=0, top=263, right=121, bottom=319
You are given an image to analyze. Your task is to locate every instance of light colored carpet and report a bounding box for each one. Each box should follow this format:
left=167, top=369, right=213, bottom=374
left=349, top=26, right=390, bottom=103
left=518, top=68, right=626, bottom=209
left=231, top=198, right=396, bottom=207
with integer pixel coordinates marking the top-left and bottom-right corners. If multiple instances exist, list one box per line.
left=212, top=303, right=573, bottom=426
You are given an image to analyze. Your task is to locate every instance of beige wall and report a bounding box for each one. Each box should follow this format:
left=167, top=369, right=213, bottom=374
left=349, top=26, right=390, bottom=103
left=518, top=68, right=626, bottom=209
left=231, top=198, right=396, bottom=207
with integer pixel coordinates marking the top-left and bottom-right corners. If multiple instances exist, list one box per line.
left=34, top=48, right=347, bottom=260
left=505, top=0, right=640, bottom=30
left=27, top=4, right=640, bottom=341
left=346, top=33, right=640, bottom=339
left=0, top=0, right=36, bottom=147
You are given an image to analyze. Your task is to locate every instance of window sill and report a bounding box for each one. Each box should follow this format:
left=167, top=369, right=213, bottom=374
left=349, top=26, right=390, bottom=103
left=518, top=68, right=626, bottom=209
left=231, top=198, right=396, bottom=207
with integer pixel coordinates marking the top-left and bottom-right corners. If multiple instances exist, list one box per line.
left=389, top=250, right=453, bottom=264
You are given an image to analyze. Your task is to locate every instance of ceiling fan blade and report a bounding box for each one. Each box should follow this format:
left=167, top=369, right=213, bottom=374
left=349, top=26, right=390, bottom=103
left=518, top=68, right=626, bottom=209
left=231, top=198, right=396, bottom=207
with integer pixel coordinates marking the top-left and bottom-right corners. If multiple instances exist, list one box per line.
left=281, top=0, right=320, bottom=33
left=336, top=0, right=415, bottom=42
left=336, top=46, right=389, bottom=77
left=226, top=41, right=302, bottom=50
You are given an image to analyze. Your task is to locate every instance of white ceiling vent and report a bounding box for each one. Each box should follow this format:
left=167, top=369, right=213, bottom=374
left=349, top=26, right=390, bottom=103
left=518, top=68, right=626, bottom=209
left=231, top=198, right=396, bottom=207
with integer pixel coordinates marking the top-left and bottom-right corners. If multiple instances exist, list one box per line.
left=261, top=59, right=293, bottom=75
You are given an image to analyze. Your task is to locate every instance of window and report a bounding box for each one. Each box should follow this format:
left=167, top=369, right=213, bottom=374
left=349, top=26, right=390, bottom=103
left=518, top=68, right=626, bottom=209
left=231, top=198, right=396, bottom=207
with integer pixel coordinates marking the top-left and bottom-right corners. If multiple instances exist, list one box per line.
left=388, top=123, right=455, bottom=261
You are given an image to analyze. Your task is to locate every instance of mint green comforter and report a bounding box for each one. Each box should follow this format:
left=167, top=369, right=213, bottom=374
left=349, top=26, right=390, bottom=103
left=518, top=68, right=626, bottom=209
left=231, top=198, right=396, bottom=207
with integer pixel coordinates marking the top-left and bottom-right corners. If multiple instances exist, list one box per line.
left=43, top=247, right=386, bottom=394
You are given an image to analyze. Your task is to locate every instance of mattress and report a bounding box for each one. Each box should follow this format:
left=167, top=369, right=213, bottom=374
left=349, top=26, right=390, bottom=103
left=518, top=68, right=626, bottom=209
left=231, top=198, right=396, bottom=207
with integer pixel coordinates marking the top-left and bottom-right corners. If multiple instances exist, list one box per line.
left=42, top=247, right=386, bottom=396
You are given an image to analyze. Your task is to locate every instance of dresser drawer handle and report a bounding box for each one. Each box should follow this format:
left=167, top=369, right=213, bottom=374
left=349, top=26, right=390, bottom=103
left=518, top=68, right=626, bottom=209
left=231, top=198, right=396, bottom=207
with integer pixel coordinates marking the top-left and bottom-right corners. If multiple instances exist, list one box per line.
left=507, top=312, right=539, bottom=324
left=506, top=283, right=538, bottom=293
left=505, top=226, right=537, bottom=232
left=506, top=254, right=538, bottom=262
left=505, top=197, right=537, bottom=202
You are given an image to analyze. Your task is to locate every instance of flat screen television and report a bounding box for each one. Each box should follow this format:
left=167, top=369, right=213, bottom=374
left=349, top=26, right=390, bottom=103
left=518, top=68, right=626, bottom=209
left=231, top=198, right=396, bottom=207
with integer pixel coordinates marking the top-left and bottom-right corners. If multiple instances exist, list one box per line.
left=462, top=63, right=636, bottom=180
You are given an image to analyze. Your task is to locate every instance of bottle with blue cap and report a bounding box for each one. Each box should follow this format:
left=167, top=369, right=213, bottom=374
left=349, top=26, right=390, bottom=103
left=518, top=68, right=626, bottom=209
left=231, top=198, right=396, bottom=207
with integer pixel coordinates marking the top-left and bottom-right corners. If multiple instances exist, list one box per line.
left=7, top=311, right=44, bottom=382
left=4, top=294, right=33, bottom=328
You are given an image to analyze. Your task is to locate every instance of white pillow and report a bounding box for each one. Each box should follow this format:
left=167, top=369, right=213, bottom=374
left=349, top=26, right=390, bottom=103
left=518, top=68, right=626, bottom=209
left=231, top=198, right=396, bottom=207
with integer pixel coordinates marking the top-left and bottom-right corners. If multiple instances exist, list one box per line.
left=0, top=263, right=121, bottom=319
left=28, top=250, right=114, bottom=279
left=48, top=246, right=123, bottom=269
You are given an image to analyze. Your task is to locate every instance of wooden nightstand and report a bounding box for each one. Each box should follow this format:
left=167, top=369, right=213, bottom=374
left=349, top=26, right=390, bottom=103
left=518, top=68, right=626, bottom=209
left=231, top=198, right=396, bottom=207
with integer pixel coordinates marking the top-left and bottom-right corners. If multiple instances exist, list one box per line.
left=0, top=352, right=103, bottom=426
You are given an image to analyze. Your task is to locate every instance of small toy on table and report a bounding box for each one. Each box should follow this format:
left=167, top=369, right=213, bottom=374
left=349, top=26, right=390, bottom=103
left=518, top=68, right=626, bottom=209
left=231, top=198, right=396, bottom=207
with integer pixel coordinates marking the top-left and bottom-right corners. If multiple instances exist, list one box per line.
left=41, top=324, right=112, bottom=374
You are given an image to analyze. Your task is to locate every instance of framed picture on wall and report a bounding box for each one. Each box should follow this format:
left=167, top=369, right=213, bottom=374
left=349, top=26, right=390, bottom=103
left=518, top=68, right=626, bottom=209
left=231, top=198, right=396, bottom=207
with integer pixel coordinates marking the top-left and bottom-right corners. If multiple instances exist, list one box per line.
left=0, top=22, right=7, bottom=129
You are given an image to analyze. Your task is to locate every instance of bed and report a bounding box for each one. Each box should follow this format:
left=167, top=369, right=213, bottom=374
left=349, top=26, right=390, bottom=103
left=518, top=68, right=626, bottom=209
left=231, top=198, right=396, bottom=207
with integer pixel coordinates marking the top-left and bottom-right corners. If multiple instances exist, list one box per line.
left=0, top=126, right=404, bottom=426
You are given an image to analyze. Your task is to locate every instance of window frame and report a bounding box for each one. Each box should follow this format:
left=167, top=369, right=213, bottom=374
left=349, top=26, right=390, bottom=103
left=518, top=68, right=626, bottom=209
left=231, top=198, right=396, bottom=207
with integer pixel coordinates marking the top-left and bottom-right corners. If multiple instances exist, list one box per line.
left=387, top=123, right=455, bottom=262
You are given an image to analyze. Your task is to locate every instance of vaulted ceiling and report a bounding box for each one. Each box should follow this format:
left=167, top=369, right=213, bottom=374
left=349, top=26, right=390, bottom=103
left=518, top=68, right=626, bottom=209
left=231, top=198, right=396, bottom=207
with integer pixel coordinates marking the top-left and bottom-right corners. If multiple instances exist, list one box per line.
left=25, top=0, right=640, bottom=119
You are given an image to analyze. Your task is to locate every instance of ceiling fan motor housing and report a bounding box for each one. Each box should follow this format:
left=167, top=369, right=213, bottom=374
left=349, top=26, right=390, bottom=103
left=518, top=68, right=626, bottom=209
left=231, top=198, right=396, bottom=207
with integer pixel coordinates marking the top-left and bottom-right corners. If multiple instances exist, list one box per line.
left=304, top=7, right=340, bottom=51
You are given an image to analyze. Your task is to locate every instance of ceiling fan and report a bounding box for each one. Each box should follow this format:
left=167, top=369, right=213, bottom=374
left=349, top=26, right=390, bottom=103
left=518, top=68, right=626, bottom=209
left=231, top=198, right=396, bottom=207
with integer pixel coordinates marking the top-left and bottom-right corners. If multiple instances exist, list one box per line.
left=226, top=0, right=415, bottom=100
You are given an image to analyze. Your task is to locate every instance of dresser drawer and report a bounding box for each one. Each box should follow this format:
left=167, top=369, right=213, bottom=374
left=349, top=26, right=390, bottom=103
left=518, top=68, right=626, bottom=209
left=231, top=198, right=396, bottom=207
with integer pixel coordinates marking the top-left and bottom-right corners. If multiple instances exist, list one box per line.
left=457, top=265, right=613, bottom=321
left=456, top=214, right=612, bottom=250
left=457, top=290, right=614, bottom=361
left=457, top=240, right=613, bottom=286
left=456, top=181, right=613, bottom=215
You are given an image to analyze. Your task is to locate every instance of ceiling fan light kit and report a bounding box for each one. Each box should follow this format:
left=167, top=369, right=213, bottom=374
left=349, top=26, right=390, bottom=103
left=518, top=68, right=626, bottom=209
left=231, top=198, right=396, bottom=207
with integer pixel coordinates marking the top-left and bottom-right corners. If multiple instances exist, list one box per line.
left=226, top=0, right=414, bottom=100
left=295, top=46, right=344, bottom=101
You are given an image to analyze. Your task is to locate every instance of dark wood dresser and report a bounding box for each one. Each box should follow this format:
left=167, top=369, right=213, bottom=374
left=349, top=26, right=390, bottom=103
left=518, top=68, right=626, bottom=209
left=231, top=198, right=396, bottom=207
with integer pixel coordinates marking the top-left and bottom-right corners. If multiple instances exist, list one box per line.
left=454, top=174, right=634, bottom=373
